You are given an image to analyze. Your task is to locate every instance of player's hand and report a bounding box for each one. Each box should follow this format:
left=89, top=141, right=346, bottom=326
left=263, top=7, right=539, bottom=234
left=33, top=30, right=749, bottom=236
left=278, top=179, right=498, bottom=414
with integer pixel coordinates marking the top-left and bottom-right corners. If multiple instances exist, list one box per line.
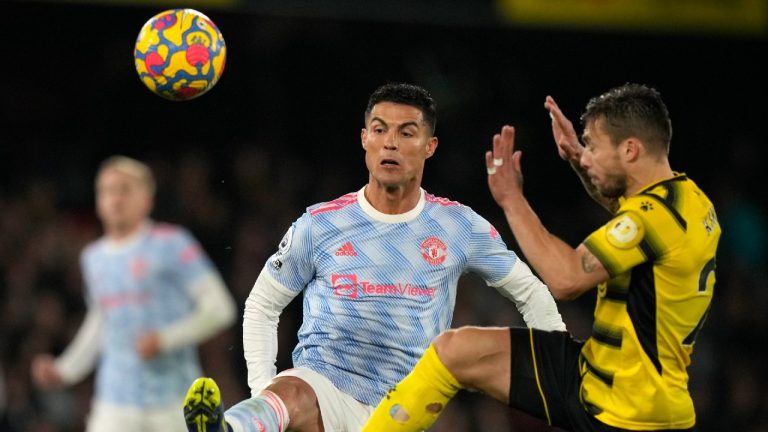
left=31, top=354, right=64, bottom=389
left=486, top=125, right=524, bottom=210
left=544, top=95, right=583, bottom=165
left=136, top=332, right=161, bottom=360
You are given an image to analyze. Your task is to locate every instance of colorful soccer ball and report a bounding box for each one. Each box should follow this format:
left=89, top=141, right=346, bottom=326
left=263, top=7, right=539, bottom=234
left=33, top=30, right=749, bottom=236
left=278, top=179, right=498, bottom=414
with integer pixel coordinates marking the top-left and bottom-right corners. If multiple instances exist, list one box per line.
left=134, top=9, right=226, bottom=101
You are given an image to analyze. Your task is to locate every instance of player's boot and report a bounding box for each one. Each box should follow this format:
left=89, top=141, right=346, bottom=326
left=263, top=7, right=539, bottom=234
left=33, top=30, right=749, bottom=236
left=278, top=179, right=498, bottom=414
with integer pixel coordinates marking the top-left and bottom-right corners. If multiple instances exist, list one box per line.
left=184, top=377, right=230, bottom=432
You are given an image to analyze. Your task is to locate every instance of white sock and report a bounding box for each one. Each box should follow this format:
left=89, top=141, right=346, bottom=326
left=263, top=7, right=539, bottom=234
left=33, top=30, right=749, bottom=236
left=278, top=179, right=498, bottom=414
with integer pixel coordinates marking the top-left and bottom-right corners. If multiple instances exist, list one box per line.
left=225, top=390, right=290, bottom=432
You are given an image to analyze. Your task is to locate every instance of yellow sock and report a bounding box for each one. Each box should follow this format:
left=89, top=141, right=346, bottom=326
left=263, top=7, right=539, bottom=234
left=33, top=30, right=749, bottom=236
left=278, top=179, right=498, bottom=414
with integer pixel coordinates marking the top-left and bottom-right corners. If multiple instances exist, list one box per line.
left=362, top=344, right=462, bottom=432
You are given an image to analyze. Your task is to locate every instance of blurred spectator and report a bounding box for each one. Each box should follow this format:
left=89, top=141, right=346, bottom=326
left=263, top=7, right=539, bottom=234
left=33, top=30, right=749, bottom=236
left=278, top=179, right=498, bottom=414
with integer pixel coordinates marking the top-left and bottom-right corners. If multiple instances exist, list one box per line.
left=27, top=156, right=237, bottom=432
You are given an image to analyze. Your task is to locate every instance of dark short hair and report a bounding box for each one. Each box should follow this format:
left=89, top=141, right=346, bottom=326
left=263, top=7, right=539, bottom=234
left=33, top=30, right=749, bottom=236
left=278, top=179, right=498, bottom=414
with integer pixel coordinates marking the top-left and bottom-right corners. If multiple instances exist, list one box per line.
left=581, top=83, right=672, bottom=155
left=365, top=83, right=437, bottom=135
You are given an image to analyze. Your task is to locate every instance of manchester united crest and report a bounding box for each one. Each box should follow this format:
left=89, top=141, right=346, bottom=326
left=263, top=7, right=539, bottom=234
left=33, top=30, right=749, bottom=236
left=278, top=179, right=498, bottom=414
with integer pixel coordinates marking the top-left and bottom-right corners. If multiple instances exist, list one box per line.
left=421, top=236, right=447, bottom=266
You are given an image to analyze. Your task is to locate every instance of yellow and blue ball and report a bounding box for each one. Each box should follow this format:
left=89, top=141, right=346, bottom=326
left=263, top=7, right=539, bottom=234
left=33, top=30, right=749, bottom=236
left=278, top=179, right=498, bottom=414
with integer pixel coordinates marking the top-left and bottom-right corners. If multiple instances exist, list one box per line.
left=134, top=9, right=226, bottom=101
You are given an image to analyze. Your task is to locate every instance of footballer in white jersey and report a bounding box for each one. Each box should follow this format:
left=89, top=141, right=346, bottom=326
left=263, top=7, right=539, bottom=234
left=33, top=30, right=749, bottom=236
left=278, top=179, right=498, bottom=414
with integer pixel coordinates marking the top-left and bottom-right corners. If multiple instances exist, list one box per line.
left=184, top=82, right=563, bottom=432
left=80, top=223, right=218, bottom=407
left=32, top=156, right=237, bottom=432
left=220, top=187, right=564, bottom=432
left=265, top=187, right=553, bottom=405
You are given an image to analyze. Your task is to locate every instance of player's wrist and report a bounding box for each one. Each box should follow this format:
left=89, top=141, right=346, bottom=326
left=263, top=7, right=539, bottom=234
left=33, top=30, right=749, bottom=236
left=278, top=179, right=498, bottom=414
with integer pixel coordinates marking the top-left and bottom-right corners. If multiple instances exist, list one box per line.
left=497, top=191, right=526, bottom=214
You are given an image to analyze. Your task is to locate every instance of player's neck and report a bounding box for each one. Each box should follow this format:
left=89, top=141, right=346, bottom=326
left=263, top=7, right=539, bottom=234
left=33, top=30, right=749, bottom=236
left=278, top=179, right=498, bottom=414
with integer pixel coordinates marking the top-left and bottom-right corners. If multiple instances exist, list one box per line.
left=364, top=181, right=422, bottom=215
left=105, top=219, right=150, bottom=244
left=625, top=159, right=675, bottom=197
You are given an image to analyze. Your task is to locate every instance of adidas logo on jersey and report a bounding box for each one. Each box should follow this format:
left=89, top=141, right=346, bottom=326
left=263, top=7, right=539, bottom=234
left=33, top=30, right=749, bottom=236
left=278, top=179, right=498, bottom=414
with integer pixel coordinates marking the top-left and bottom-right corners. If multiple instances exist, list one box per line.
left=335, top=242, right=358, bottom=256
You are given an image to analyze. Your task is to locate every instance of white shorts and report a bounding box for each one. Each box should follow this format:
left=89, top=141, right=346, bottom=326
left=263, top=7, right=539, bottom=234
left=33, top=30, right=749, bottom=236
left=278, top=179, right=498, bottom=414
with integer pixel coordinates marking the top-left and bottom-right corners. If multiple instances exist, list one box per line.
left=86, top=399, right=187, bottom=432
left=276, top=367, right=374, bottom=432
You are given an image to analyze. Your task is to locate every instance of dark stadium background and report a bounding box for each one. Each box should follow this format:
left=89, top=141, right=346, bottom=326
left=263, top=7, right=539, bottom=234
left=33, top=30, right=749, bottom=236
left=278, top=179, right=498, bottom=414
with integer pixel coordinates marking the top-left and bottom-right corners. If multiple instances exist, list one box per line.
left=2, top=1, right=766, bottom=431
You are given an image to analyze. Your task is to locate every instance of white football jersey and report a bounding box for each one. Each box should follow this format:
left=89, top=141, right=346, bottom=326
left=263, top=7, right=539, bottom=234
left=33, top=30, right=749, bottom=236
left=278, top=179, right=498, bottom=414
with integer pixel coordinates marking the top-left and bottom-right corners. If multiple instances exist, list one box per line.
left=81, top=222, right=215, bottom=407
left=266, top=188, right=519, bottom=405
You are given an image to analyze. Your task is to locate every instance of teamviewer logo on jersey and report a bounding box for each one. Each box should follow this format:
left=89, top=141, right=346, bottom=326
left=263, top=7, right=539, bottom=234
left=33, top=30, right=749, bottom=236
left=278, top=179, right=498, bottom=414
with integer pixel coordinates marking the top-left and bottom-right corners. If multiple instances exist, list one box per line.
left=331, top=273, right=437, bottom=299
left=332, top=274, right=358, bottom=299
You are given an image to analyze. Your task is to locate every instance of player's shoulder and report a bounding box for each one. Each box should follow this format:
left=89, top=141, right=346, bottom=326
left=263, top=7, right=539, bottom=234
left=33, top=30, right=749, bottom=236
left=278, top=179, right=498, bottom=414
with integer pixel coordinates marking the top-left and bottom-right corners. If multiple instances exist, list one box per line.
left=622, top=174, right=693, bottom=221
left=422, top=191, right=476, bottom=220
left=82, top=237, right=105, bottom=259
left=620, top=194, right=662, bottom=215
left=307, top=191, right=359, bottom=217
left=147, top=221, right=197, bottom=245
left=423, top=191, right=465, bottom=209
left=149, top=221, right=183, bottom=236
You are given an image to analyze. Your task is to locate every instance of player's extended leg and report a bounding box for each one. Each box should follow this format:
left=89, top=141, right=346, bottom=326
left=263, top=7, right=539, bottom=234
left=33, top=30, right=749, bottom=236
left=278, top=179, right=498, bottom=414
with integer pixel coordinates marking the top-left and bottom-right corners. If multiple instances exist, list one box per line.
left=437, top=326, right=511, bottom=402
left=362, top=326, right=511, bottom=431
left=184, top=377, right=231, bottom=432
left=184, top=376, right=322, bottom=432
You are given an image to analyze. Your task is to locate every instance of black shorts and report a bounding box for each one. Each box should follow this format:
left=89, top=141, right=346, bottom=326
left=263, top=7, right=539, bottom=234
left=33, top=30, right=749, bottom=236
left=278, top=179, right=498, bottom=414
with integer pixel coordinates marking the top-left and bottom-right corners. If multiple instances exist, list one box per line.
left=508, top=328, right=695, bottom=432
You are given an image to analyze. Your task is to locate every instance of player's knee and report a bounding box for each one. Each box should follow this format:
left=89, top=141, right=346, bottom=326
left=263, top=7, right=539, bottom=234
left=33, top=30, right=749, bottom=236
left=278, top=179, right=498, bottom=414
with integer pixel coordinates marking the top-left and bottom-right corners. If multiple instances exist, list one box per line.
left=267, top=376, right=318, bottom=426
left=433, top=327, right=477, bottom=385
left=434, top=326, right=509, bottom=390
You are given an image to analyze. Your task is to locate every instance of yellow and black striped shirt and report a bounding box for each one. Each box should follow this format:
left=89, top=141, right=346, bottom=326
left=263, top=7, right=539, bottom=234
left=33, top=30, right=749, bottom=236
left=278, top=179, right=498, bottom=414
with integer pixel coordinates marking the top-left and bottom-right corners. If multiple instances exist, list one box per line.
left=581, top=173, right=720, bottom=430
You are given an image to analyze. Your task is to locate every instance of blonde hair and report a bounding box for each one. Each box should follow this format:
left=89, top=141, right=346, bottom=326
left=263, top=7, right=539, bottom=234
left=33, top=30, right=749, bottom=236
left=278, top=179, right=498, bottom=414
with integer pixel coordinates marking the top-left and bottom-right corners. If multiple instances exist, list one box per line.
left=97, top=155, right=156, bottom=195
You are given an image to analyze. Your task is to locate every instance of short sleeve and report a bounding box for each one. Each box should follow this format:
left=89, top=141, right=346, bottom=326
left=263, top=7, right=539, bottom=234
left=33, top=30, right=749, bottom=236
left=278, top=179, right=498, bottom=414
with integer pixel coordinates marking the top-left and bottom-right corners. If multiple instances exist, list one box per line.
left=167, top=228, right=217, bottom=288
left=265, top=211, right=315, bottom=293
left=583, top=208, right=650, bottom=277
left=465, top=211, right=519, bottom=285
left=79, top=246, right=97, bottom=307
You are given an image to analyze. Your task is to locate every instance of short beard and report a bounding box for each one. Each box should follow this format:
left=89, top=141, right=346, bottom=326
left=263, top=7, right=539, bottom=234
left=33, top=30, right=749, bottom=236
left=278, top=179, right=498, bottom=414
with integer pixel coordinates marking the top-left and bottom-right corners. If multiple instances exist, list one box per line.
left=597, top=173, right=627, bottom=199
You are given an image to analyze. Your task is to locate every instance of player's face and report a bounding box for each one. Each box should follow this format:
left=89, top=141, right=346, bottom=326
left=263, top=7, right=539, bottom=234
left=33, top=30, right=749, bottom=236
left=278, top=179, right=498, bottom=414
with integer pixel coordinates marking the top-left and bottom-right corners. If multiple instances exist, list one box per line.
left=96, top=168, right=153, bottom=233
left=580, top=119, right=627, bottom=199
left=361, top=102, right=438, bottom=190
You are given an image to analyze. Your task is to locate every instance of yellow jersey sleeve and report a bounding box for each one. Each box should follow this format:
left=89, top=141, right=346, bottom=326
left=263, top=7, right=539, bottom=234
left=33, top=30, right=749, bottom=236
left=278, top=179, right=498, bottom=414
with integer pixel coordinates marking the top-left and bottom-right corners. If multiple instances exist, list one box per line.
left=583, top=194, right=684, bottom=277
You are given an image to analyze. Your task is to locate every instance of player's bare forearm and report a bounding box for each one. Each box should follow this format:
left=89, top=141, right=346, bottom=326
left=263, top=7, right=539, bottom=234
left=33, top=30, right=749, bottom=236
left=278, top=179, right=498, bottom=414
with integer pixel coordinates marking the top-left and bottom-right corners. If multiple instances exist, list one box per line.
left=499, top=194, right=590, bottom=300
left=487, top=125, right=601, bottom=299
left=570, top=160, right=619, bottom=213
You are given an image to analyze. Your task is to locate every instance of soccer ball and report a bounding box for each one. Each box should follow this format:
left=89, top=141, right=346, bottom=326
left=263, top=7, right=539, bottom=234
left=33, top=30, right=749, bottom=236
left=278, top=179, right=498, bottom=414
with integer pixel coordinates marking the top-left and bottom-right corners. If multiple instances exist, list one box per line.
left=134, top=9, right=226, bottom=101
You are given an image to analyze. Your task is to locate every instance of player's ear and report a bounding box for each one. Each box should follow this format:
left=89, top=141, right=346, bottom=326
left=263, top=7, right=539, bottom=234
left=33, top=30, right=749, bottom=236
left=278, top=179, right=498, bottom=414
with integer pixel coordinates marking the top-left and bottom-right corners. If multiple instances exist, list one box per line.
left=361, top=128, right=368, bottom=149
left=624, top=138, right=642, bottom=162
left=425, top=137, right=438, bottom=159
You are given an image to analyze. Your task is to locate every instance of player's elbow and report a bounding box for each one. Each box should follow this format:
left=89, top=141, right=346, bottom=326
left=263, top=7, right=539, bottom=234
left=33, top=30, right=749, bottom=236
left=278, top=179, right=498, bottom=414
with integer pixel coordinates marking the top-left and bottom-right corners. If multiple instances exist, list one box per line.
left=554, top=290, right=581, bottom=302
left=545, top=278, right=584, bottom=301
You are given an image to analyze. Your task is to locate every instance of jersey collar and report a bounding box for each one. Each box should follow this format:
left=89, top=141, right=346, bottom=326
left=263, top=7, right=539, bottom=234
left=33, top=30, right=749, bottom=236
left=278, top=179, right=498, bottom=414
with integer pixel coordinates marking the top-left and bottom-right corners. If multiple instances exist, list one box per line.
left=357, top=187, right=425, bottom=223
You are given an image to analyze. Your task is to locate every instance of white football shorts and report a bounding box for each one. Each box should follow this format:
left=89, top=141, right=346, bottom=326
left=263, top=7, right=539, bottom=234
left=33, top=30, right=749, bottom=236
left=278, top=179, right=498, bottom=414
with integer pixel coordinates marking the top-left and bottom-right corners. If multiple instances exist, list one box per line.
left=86, top=399, right=187, bottom=432
left=276, top=367, right=375, bottom=431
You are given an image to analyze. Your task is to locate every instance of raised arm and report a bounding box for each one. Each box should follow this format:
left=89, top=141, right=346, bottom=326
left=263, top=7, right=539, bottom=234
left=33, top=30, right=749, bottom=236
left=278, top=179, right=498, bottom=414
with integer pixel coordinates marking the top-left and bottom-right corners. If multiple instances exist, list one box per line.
left=486, top=125, right=609, bottom=300
left=544, top=96, right=618, bottom=213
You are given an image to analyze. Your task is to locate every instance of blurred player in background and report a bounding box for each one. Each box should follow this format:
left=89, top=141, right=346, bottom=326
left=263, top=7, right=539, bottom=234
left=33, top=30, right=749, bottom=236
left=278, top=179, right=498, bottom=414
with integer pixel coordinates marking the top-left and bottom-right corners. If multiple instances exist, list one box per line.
left=183, top=82, right=565, bottom=432
left=363, top=83, right=721, bottom=431
left=31, top=155, right=237, bottom=432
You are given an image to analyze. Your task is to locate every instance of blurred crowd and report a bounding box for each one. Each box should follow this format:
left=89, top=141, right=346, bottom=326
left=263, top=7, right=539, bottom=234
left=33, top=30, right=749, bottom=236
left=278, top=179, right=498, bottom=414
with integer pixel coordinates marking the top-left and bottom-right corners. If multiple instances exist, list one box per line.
left=1, top=140, right=766, bottom=431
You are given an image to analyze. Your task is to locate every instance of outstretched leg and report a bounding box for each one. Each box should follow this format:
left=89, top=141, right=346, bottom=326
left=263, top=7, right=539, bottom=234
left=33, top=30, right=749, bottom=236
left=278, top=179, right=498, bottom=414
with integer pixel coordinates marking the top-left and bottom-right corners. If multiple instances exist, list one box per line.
left=184, top=376, right=323, bottom=432
left=362, top=326, right=511, bottom=431
left=436, top=326, right=511, bottom=402
left=184, top=377, right=232, bottom=432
